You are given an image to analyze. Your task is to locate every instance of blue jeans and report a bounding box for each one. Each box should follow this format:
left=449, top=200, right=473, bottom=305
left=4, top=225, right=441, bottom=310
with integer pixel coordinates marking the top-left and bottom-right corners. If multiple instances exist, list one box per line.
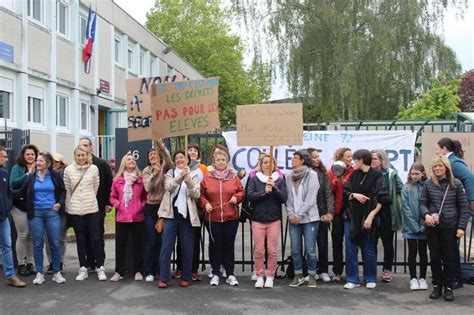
left=289, top=221, right=319, bottom=274
left=28, top=208, right=61, bottom=274
left=0, top=217, right=16, bottom=279
left=344, top=220, right=377, bottom=284
left=159, top=214, right=194, bottom=282
left=144, top=215, right=161, bottom=277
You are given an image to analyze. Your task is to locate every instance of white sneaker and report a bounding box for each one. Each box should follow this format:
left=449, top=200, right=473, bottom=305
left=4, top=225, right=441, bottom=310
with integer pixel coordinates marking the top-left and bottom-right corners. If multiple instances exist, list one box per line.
left=251, top=271, right=258, bottom=281
left=135, top=272, right=143, bottom=281
left=418, top=278, right=428, bottom=290
left=76, top=267, right=88, bottom=281
left=97, top=266, right=107, bottom=281
left=264, top=277, right=274, bottom=288
left=145, top=275, right=155, bottom=283
left=226, top=275, right=239, bottom=286
left=208, top=269, right=214, bottom=279
left=344, top=282, right=360, bottom=290
left=255, top=277, right=264, bottom=288
left=33, top=273, right=45, bottom=285
left=366, top=282, right=376, bottom=289
left=210, top=275, right=219, bottom=286
left=409, top=278, right=419, bottom=290
left=320, top=273, right=331, bottom=283
left=110, top=272, right=123, bottom=282
left=52, top=272, right=66, bottom=284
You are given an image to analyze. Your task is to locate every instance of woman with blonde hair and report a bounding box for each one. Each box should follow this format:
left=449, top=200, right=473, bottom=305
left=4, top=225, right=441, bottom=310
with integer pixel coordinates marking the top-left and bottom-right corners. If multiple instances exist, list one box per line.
left=63, top=145, right=104, bottom=281
left=420, top=155, right=469, bottom=301
left=109, top=153, right=147, bottom=282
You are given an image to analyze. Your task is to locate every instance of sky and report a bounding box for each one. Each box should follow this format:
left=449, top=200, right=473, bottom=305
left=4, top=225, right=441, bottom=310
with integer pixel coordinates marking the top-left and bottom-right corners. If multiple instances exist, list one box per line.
left=114, top=0, right=474, bottom=99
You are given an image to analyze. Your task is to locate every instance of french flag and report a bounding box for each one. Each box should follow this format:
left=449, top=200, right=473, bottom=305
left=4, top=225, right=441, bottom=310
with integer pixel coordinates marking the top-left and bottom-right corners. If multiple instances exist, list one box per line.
left=82, top=5, right=97, bottom=74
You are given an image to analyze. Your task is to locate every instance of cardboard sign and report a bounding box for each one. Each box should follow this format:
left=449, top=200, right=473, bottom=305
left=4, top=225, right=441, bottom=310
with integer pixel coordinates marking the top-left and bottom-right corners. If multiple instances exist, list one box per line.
left=236, top=103, right=303, bottom=146
left=421, top=133, right=474, bottom=176
left=126, top=75, right=182, bottom=142
left=150, top=78, right=220, bottom=138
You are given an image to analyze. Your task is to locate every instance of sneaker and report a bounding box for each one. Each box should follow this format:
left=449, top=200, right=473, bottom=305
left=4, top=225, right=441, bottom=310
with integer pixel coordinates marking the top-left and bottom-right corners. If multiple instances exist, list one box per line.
left=382, top=270, right=392, bottom=282
left=135, top=272, right=143, bottom=281
left=418, top=278, right=428, bottom=290
left=304, top=275, right=310, bottom=282
left=97, top=266, right=107, bottom=281
left=226, top=275, right=239, bottom=286
left=110, top=272, right=123, bottom=282
left=6, top=276, right=26, bottom=288
left=46, top=264, right=54, bottom=275
left=190, top=271, right=200, bottom=281
left=210, top=275, right=219, bottom=286
left=76, top=267, right=88, bottom=281
left=158, top=280, right=168, bottom=288
left=308, top=274, right=317, bottom=288
left=33, top=273, right=45, bottom=285
left=429, top=285, right=442, bottom=299
left=264, top=277, right=274, bottom=288
left=332, top=274, right=342, bottom=282
left=251, top=271, right=258, bottom=281
left=179, top=279, right=190, bottom=287
left=344, top=282, right=360, bottom=290
left=208, top=269, right=213, bottom=279
left=443, top=287, right=454, bottom=302
left=366, top=282, right=376, bottom=289
left=255, top=277, right=264, bottom=288
left=319, top=273, right=331, bottom=283
left=289, top=273, right=305, bottom=287
left=145, top=275, right=155, bottom=283
left=52, top=272, right=66, bottom=284
left=410, top=278, right=420, bottom=291
left=171, top=270, right=181, bottom=279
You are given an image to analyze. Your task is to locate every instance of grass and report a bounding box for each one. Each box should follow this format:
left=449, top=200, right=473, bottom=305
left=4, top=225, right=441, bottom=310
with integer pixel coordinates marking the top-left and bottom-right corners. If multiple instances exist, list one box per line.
left=66, top=209, right=116, bottom=238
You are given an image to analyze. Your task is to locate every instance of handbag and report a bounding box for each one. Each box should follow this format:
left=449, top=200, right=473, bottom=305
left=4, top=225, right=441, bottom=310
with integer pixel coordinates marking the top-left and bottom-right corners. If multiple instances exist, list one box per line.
left=155, top=217, right=164, bottom=234
left=431, top=185, right=450, bottom=225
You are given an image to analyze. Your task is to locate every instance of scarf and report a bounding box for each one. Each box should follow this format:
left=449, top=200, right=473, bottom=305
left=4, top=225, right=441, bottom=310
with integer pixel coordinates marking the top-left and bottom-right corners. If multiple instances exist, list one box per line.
left=123, top=171, right=137, bottom=208
left=172, top=168, right=189, bottom=219
left=291, top=166, right=308, bottom=194
left=213, top=169, right=230, bottom=180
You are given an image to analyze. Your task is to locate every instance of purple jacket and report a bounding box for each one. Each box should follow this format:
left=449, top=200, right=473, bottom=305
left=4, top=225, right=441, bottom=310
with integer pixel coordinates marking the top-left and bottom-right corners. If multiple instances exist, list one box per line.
left=110, top=176, right=147, bottom=223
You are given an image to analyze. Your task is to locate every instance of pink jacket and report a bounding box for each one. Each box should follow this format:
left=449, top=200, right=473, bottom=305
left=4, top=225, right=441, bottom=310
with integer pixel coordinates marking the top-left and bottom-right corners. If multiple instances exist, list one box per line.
left=110, top=176, right=147, bottom=223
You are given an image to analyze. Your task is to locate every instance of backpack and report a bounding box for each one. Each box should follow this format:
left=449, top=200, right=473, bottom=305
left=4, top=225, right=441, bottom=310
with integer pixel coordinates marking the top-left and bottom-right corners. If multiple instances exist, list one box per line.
left=284, top=255, right=308, bottom=279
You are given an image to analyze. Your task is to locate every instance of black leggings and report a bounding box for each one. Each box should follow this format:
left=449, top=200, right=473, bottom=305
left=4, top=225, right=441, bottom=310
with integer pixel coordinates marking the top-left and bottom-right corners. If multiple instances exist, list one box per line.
left=407, top=239, right=428, bottom=279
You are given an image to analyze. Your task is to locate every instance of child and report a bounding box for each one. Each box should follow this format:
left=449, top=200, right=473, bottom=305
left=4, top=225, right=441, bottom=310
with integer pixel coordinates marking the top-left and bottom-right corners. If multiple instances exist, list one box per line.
left=401, top=162, right=428, bottom=290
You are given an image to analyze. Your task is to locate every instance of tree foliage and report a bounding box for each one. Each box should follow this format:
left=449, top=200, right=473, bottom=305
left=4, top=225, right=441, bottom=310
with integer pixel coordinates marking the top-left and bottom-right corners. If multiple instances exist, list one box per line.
left=396, top=75, right=461, bottom=120
left=146, top=0, right=271, bottom=126
left=459, top=69, right=474, bottom=112
left=232, top=0, right=466, bottom=121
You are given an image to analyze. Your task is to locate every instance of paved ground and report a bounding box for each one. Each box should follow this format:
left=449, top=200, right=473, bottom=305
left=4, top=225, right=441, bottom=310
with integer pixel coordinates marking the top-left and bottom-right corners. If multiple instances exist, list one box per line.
left=0, top=238, right=473, bottom=315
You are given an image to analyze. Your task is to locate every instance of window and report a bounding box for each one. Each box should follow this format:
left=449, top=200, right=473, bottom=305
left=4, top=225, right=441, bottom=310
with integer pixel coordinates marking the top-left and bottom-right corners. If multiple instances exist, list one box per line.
left=57, top=1, right=68, bottom=37
left=80, top=15, right=87, bottom=45
left=150, top=58, right=155, bottom=76
left=114, top=37, right=121, bottom=65
left=28, top=0, right=43, bottom=23
left=0, top=90, right=11, bottom=120
left=139, top=52, right=144, bottom=76
left=28, top=97, right=43, bottom=124
left=56, top=95, right=68, bottom=128
left=80, top=101, right=89, bottom=131
left=127, top=46, right=134, bottom=71
left=166, top=64, right=173, bottom=76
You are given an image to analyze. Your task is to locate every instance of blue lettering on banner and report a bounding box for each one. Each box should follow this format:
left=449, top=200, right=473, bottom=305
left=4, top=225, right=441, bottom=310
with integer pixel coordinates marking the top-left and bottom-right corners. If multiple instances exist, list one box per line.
left=0, top=41, right=14, bottom=63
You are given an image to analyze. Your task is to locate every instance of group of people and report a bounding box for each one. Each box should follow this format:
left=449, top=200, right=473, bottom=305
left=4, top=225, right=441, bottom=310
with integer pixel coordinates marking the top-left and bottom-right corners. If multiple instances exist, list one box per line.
left=0, top=137, right=472, bottom=302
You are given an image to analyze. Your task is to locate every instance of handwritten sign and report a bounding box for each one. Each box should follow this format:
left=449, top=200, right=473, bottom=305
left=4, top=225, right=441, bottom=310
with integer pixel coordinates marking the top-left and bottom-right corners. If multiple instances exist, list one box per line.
left=150, top=78, right=220, bottom=138
left=126, top=75, right=182, bottom=142
left=236, top=103, right=303, bottom=146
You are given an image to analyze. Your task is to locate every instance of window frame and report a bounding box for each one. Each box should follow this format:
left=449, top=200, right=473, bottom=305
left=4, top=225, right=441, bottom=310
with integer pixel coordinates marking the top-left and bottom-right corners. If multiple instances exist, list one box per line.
left=27, top=0, right=44, bottom=24
left=0, top=90, right=12, bottom=121
left=79, top=15, right=87, bottom=46
left=114, top=36, right=121, bottom=65
left=80, top=100, right=90, bottom=132
left=127, top=45, right=134, bottom=72
left=55, top=94, right=69, bottom=129
left=56, top=0, right=69, bottom=38
left=27, top=96, right=44, bottom=126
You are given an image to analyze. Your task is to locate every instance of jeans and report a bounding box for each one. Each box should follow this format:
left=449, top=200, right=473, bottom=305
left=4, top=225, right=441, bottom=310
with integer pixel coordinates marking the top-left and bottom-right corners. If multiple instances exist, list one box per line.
left=331, top=214, right=344, bottom=275
left=46, top=214, right=68, bottom=263
left=204, top=219, right=239, bottom=277
left=115, top=221, right=145, bottom=275
left=317, top=224, right=329, bottom=274
left=85, top=210, right=106, bottom=269
left=175, top=225, right=202, bottom=273
left=11, top=206, right=33, bottom=265
left=69, top=212, right=105, bottom=268
left=144, top=214, right=161, bottom=277
left=289, top=221, right=319, bottom=275
left=344, top=220, right=377, bottom=284
left=426, top=227, right=456, bottom=288
left=0, top=217, right=16, bottom=279
left=252, top=220, right=281, bottom=278
left=28, top=208, right=61, bottom=274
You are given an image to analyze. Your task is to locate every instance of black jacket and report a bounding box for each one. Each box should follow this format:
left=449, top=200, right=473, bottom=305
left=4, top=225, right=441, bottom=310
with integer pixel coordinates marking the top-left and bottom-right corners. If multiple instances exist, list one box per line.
left=419, top=178, right=469, bottom=230
left=92, top=155, right=113, bottom=211
left=13, top=169, right=66, bottom=219
left=246, top=174, right=287, bottom=223
left=0, top=167, right=12, bottom=220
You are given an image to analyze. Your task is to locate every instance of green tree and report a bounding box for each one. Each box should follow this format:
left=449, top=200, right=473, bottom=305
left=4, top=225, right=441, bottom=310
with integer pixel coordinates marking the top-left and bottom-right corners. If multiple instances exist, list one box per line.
left=146, top=0, right=271, bottom=126
left=397, top=75, right=461, bottom=120
left=232, top=0, right=465, bottom=121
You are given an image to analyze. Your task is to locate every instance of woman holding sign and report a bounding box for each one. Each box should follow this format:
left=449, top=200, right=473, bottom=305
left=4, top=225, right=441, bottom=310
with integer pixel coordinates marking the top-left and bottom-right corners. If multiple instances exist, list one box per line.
left=200, top=150, right=245, bottom=287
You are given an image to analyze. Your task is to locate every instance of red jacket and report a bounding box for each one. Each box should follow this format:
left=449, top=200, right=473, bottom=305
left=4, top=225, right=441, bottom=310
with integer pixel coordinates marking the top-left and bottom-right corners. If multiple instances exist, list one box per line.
left=199, top=170, right=245, bottom=223
left=328, top=165, right=354, bottom=215
left=110, top=176, right=147, bottom=223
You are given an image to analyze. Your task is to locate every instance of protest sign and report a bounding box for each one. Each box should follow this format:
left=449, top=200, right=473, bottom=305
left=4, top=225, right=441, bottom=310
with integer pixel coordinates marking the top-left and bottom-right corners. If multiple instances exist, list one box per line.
left=236, top=103, right=303, bottom=146
left=150, top=78, right=220, bottom=138
left=126, top=75, right=182, bottom=142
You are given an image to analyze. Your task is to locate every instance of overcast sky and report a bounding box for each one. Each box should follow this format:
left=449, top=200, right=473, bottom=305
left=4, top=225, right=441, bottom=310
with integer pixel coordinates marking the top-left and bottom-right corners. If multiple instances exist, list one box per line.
left=114, top=0, right=473, bottom=99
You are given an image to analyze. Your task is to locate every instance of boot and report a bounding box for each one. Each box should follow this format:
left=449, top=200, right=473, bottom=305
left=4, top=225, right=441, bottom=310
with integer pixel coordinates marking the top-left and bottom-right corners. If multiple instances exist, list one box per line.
left=429, top=285, right=442, bottom=299
left=26, top=263, right=36, bottom=276
left=17, top=265, right=29, bottom=277
left=443, top=286, right=454, bottom=302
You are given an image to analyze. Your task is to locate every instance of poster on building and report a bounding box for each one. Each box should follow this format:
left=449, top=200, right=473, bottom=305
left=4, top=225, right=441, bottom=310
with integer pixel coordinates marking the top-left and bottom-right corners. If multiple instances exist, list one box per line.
left=126, top=75, right=182, bottom=142
left=421, top=133, right=474, bottom=176
left=150, top=77, right=220, bottom=138
left=236, top=103, right=303, bottom=146
left=223, top=130, right=417, bottom=182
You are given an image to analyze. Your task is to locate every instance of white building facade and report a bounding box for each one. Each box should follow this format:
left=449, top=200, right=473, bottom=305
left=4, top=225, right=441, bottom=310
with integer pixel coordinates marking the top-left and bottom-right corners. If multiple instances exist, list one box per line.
left=0, top=0, right=203, bottom=162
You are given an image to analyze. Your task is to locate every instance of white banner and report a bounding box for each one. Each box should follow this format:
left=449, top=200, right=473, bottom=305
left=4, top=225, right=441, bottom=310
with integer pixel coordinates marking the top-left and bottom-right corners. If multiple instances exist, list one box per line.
left=222, top=130, right=417, bottom=182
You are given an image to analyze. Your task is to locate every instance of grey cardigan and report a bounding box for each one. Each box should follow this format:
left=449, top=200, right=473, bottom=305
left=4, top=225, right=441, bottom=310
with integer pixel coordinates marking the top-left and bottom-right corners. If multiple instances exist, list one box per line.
left=285, top=168, right=320, bottom=224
